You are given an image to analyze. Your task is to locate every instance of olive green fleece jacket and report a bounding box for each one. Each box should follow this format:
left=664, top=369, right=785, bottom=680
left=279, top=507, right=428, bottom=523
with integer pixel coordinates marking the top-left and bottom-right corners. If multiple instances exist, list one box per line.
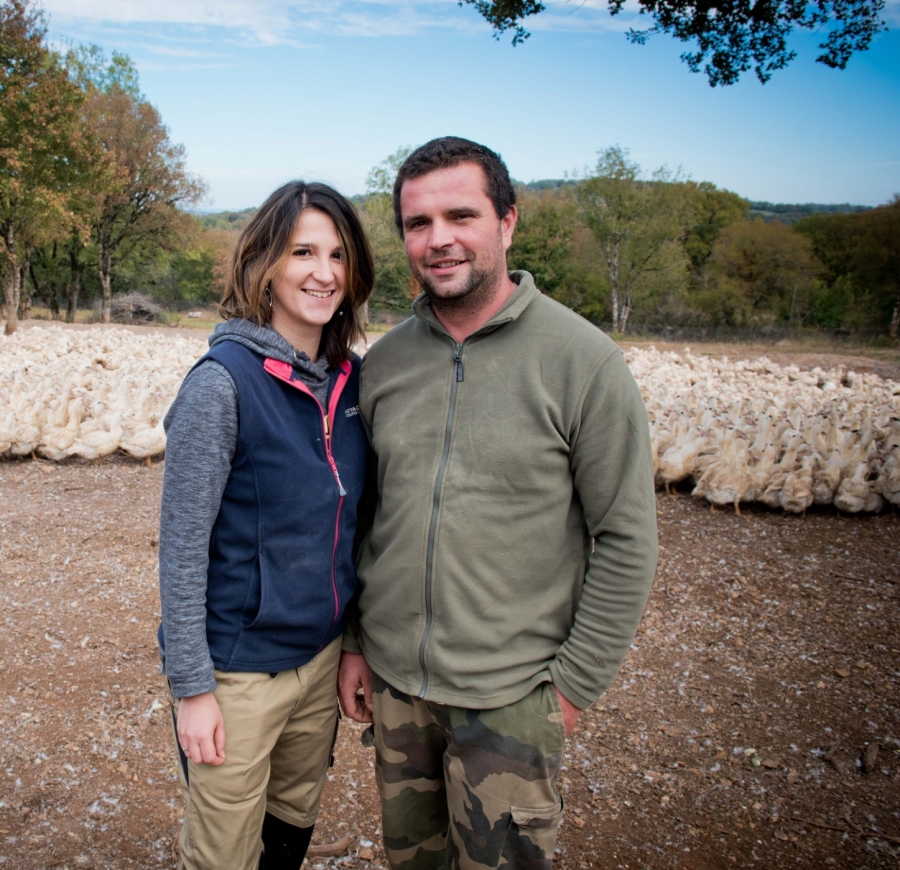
left=344, top=271, right=657, bottom=711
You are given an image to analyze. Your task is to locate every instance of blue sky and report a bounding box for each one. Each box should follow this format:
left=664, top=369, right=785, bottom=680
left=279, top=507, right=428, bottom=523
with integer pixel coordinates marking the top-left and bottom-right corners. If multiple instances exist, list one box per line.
left=43, top=0, right=900, bottom=211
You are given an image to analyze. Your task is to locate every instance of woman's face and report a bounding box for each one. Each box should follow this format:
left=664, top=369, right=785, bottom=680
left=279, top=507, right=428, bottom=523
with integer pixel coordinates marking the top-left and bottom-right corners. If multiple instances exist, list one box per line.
left=269, top=208, right=347, bottom=348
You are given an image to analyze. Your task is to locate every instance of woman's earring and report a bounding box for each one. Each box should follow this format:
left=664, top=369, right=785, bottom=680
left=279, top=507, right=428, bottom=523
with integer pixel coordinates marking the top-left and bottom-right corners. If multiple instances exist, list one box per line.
left=264, top=285, right=273, bottom=307
left=337, top=307, right=344, bottom=317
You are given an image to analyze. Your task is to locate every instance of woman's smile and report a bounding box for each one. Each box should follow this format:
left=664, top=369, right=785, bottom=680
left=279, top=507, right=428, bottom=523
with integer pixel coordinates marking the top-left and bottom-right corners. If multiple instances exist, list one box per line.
left=269, top=208, right=347, bottom=351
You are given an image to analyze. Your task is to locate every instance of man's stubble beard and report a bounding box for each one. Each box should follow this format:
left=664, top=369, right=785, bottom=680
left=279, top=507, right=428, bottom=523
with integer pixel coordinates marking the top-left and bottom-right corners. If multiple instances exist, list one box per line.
left=414, top=242, right=508, bottom=319
left=416, top=263, right=498, bottom=317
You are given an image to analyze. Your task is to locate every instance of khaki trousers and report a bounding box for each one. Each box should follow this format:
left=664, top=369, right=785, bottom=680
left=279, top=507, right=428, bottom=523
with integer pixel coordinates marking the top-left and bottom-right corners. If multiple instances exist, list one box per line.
left=168, top=637, right=341, bottom=870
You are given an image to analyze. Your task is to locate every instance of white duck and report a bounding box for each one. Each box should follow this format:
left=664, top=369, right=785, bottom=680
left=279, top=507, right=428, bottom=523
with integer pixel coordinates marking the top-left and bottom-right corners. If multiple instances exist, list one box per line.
left=692, top=429, right=752, bottom=515
left=38, top=396, right=87, bottom=462
left=780, top=453, right=817, bottom=516
left=120, top=409, right=168, bottom=466
left=833, top=461, right=881, bottom=514
left=875, top=446, right=900, bottom=507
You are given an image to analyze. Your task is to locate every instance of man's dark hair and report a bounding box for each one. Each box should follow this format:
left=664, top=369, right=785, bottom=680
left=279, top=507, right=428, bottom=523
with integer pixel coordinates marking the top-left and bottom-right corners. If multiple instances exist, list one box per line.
left=392, top=137, right=516, bottom=235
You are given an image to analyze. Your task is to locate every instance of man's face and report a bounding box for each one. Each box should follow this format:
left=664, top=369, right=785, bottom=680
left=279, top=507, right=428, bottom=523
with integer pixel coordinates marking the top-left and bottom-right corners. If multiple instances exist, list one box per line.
left=399, top=162, right=516, bottom=311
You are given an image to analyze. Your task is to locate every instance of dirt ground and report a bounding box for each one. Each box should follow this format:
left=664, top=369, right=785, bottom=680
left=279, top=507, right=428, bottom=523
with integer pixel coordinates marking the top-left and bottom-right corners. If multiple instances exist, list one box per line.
left=1, top=463, right=897, bottom=870
left=1, top=332, right=898, bottom=870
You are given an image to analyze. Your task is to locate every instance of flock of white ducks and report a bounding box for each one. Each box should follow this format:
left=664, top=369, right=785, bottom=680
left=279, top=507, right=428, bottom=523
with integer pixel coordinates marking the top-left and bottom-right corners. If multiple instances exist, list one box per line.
left=2, top=327, right=899, bottom=514
left=629, top=346, right=900, bottom=514
left=0, top=326, right=206, bottom=464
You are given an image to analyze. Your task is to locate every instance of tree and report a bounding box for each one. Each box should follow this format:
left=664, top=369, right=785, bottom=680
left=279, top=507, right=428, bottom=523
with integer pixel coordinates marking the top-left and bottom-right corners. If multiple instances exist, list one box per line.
left=145, top=217, right=228, bottom=306
left=697, top=218, right=820, bottom=326
left=28, top=239, right=66, bottom=317
left=0, top=0, right=89, bottom=333
left=88, top=87, right=206, bottom=322
left=508, top=186, right=576, bottom=298
left=576, top=146, right=695, bottom=333
left=683, top=182, right=749, bottom=273
left=796, top=198, right=900, bottom=335
left=854, top=197, right=900, bottom=338
left=358, top=147, right=416, bottom=312
left=459, top=0, right=887, bottom=85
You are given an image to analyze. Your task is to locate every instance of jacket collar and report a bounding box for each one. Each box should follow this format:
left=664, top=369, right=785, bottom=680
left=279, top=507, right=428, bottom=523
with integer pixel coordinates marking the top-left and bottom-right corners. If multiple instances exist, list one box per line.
left=411, top=271, right=540, bottom=340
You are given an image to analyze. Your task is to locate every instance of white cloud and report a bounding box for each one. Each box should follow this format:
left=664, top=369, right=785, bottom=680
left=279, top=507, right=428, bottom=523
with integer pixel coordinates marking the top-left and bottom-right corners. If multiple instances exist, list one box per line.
left=40, top=0, right=895, bottom=42
left=142, top=44, right=230, bottom=58
left=41, top=0, right=624, bottom=43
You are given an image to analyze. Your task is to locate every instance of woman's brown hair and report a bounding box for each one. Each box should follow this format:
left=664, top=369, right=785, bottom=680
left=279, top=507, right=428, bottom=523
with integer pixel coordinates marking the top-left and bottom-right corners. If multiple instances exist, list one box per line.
left=219, top=181, right=375, bottom=367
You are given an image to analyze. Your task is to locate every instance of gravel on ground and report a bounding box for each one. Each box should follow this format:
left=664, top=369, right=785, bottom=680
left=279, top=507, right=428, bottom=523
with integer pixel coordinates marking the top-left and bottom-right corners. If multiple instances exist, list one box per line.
left=0, top=456, right=896, bottom=869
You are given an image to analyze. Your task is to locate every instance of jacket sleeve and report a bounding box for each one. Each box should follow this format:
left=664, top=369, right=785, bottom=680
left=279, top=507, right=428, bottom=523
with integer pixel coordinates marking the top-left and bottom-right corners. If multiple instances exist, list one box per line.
left=159, top=361, right=238, bottom=698
left=548, top=348, right=658, bottom=710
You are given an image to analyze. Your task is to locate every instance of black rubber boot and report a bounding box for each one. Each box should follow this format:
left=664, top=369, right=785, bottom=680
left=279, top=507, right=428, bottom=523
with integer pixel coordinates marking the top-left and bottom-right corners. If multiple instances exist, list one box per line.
left=259, top=813, right=314, bottom=870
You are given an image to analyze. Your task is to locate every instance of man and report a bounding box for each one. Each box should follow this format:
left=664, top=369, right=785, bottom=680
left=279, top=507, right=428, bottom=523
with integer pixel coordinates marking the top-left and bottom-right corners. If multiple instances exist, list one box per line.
left=338, top=136, right=657, bottom=869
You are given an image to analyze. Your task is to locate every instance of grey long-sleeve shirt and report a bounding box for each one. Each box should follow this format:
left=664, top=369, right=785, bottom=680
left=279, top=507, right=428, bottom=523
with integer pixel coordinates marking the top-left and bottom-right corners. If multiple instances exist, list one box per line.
left=158, top=319, right=331, bottom=698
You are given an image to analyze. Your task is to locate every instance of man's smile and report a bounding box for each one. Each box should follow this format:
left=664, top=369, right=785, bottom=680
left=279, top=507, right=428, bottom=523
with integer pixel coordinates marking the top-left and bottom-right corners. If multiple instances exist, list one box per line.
left=427, top=258, right=468, bottom=271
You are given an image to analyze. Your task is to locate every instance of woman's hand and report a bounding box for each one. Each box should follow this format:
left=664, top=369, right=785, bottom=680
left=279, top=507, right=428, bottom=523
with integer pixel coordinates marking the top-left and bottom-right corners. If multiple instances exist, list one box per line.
left=177, top=692, right=226, bottom=766
left=337, top=651, right=373, bottom=723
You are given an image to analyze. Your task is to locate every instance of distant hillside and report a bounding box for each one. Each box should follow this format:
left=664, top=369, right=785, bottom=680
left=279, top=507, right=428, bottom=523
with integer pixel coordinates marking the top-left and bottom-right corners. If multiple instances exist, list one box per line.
left=198, top=195, right=874, bottom=229
left=199, top=208, right=257, bottom=232
left=515, top=179, right=577, bottom=191
left=748, top=202, right=872, bottom=224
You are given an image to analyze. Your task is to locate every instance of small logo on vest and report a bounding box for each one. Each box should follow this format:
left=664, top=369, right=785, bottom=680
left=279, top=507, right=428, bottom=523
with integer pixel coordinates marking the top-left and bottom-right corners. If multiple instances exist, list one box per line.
left=345, top=405, right=360, bottom=418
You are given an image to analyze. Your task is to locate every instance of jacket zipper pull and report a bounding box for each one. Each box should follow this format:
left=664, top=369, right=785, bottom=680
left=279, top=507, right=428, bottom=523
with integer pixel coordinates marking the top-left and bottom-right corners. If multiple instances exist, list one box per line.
left=323, top=414, right=345, bottom=495
left=453, top=344, right=464, bottom=382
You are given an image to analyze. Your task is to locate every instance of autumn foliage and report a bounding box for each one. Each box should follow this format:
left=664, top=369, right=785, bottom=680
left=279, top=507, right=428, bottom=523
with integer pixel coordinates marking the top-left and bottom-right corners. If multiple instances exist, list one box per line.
left=0, top=0, right=204, bottom=334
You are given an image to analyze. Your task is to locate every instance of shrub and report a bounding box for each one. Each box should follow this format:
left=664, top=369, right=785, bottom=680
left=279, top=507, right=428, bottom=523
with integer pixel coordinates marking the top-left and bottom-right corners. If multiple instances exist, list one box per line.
left=107, top=293, right=162, bottom=325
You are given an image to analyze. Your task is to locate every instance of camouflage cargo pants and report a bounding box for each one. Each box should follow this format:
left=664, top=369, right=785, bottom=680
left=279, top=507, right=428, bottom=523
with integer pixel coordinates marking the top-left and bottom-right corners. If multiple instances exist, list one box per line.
left=371, top=674, right=566, bottom=870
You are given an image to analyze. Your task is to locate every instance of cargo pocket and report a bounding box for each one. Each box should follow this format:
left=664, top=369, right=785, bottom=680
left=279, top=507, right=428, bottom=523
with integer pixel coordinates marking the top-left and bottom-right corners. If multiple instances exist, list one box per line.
left=502, top=798, right=564, bottom=869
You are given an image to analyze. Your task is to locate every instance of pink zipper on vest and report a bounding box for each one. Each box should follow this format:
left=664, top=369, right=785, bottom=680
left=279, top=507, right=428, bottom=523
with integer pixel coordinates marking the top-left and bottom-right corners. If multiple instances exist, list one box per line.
left=263, top=357, right=351, bottom=627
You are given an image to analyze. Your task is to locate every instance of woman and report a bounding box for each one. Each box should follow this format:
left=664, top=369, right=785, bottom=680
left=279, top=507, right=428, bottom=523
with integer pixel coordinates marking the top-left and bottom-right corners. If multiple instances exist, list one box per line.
left=158, top=181, right=374, bottom=870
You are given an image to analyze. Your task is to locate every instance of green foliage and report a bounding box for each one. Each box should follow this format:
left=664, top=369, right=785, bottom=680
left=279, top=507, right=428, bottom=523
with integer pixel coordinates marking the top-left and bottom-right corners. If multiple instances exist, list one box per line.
left=458, top=0, right=545, bottom=46
left=796, top=198, right=900, bottom=334
left=365, top=146, right=413, bottom=196
left=810, top=274, right=855, bottom=328
left=684, top=182, right=749, bottom=270
left=749, top=201, right=871, bottom=225
left=575, top=146, right=695, bottom=332
left=696, top=218, right=821, bottom=326
left=165, top=246, right=217, bottom=304
left=616, top=0, right=886, bottom=86
left=200, top=208, right=256, bottom=232
left=359, top=147, right=417, bottom=311
left=0, top=0, right=99, bottom=332
left=461, top=0, right=887, bottom=85
left=9, top=14, right=892, bottom=345
left=508, top=187, right=575, bottom=298
left=65, top=42, right=140, bottom=98
left=517, top=179, right=576, bottom=192
left=358, top=192, right=413, bottom=310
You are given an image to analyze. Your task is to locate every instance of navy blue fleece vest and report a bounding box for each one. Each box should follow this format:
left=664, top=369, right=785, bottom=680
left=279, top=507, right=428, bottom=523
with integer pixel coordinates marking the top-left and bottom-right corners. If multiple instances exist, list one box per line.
left=196, top=340, right=366, bottom=673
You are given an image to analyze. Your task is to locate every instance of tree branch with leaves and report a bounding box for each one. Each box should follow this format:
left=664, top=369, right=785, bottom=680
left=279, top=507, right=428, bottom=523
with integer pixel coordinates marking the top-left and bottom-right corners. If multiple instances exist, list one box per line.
left=459, top=0, right=887, bottom=85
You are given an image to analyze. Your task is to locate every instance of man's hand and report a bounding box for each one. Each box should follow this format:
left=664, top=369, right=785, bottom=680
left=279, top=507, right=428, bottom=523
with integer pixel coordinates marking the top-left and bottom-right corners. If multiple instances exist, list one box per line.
left=177, top=692, right=226, bottom=766
left=554, top=687, right=582, bottom=736
left=338, top=651, right=373, bottom=723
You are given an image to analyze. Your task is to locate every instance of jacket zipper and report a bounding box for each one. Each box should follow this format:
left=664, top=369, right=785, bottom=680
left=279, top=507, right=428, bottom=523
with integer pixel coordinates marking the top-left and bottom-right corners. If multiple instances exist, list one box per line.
left=323, top=413, right=347, bottom=496
left=415, top=316, right=512, bottom=699
left=417, top=339, right=463, bottom=698
left=262, top=358, right=349, bottom=634
left=323, top=413, right=346, bottom=638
